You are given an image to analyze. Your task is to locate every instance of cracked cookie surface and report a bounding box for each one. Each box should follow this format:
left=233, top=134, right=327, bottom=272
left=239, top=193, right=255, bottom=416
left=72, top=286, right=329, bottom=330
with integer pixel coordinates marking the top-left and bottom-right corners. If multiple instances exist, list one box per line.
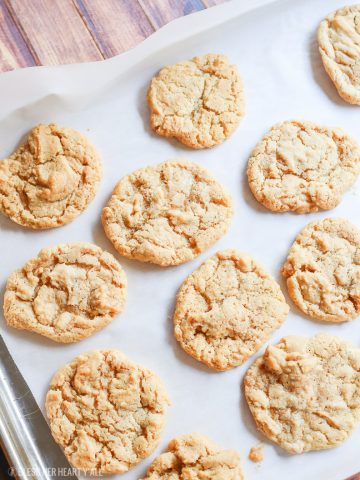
left=244, top=333, right=360, bottom=453
left=0, top=123, right=102, bottom=229
left=140, top=433, right=243, bottom=479
left=147, top=54, right=245, bottom=149
left=46, top=350, right=170, bottom=474
left=282, top=218, right=360, bottom=322
left=174, top=250, right=289, bottom=371
left=247, top=120, right=360, bottom=213
left=4, top=243, right=127, bottom=342
left=318, top=5, right=360, bottom=105
left=102, top=159, right=233, bottom=266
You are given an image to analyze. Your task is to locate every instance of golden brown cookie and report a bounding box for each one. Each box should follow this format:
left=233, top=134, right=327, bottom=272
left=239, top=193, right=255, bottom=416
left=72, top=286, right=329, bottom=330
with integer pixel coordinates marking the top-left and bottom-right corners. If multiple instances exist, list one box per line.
left=244, top=334, right=360, bottom=453
left=102, top=159, right=233, bottom=266
left=4, top=243, right=127, bottom=342
left=140, top=433, right=243, bottom=479
left=247, top=120, right=360, bottom=213
left=174, top=250, right=289, bottom=370
left=0, top=124, right=102, bottom=229
left=46, top=350, right=170, bottom=474
left=147, top=54, right=245, bottom=148
left=282, top=218, right=360, bottom=322
left=318, top=5, right=360, bottom=105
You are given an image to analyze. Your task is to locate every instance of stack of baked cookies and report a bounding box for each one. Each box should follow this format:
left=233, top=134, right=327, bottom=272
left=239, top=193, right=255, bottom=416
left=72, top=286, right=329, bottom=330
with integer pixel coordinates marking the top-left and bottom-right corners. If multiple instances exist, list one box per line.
left=1, top=4, right=360, bottom=479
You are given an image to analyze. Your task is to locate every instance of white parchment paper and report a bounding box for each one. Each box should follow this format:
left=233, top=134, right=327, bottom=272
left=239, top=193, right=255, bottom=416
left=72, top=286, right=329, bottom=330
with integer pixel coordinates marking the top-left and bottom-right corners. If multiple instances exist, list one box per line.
left=0, top=0, right=359, bottom=478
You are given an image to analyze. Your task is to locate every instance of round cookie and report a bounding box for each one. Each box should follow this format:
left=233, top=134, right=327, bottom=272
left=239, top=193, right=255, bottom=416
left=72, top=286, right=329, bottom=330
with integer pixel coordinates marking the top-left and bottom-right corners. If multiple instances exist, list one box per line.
left=174, top=250, right=289, bottom=371
left=318, top=5, right=360, bottom=105
left=147, top=54, right=245, bottom=149
left=46, top=350, right=170, bottom=474
left=140, top=433, right=243, bottom=480
left=4, top=243, right=127, bottom=342
left=0, top=123, right=102, bottom=229
left=282, top=218, right=360, bottom=322
left=102, top=159, right=233, bottom=266
left=244, top=333, right=360, bottom=453
left=247, top=120, right=360, bottom=213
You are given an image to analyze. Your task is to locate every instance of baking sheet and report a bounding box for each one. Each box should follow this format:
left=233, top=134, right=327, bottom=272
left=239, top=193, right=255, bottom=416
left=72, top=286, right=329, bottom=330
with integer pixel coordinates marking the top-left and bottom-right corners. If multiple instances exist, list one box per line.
left=0, top=0, right=359, bottom=478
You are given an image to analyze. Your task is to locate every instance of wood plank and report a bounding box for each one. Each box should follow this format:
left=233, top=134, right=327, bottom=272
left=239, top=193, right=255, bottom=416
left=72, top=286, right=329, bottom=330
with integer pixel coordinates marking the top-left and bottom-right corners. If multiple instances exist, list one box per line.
left=0, top=0, right=36, bottom=71
left=0, top=0, right=227, bottom=73
left=74, top=0, right=154, bottom=58
left=138, top=0, right=206, bottom=30
left=5, top=0, right=103, bottom=66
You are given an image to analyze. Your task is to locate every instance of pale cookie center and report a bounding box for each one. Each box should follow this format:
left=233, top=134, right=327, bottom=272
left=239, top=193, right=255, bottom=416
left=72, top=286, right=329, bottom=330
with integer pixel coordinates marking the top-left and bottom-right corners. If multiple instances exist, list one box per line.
left=36, top=157, right=79, bottom=202
left=32, top=263, right=116, bottom=329
left=190, top=297, right=248, bottom=339
left=274, top=130, right=338, bottom=189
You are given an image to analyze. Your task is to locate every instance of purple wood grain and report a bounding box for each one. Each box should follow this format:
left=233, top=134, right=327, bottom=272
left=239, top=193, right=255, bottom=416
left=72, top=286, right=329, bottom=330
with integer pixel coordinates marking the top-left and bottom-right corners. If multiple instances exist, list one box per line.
left=5, top=0, right=103, bottom=66
left=74, top=0, right=154, bottom=57
left=202, top=0, right=229, bottom=6
left=0, top=0, right=228, bottom=72
left=139, top=0, right=206, bottom=29
left=0, top=0, right=36, bottom=71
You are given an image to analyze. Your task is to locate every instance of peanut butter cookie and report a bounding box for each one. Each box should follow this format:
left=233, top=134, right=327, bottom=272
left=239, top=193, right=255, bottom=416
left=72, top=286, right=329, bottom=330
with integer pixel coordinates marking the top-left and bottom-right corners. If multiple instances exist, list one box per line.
left=4, top=243, right=127, bottom=342
left=46, top=350, right=170, bottom=474
left=0, top=124, right=102, bottom=228
left=140, top=433, right=243, bottom=479
left=102, top=159, right=233, bottom=266
left=244, top=334, right=360, bottom=453
left=282, top=218, right=360, bottom=322
left=318, top=5, right=360, bottom=105
left=247, top=121, right=360, bottom=213
left=147, top=54, right=245, bottom=148
left=174, top=250, right=289, bottom=371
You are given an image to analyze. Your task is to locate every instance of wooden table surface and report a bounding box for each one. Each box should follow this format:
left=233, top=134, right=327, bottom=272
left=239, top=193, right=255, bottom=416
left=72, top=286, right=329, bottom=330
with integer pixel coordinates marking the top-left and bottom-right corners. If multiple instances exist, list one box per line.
left=0, top=0, right=227, bottom=73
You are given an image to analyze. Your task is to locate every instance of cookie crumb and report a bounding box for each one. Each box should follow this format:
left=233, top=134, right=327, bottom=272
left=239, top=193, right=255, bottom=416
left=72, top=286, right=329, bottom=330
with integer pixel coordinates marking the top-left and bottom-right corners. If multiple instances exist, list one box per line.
left=249, top=445, right=263, bottom=463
